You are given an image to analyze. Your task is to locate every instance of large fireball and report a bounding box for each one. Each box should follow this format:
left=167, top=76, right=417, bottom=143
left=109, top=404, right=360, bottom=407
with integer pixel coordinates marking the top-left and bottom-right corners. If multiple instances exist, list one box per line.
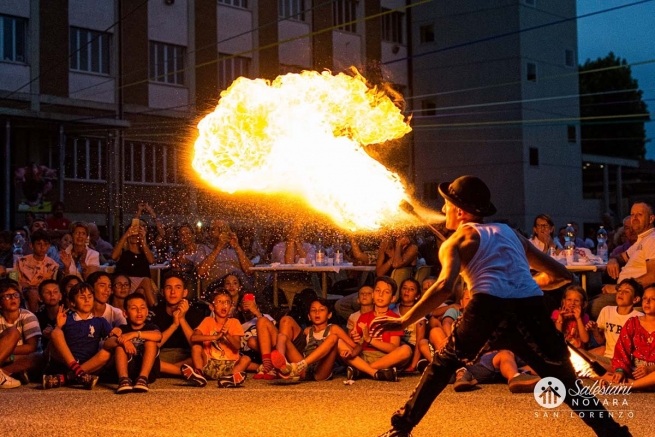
left=192, top=69, right=412, bottom=231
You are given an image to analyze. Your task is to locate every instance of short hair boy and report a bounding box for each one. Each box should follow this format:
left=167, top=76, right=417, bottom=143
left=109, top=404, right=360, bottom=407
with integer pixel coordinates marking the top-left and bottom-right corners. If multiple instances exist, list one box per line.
left=344, top=276, right=411, bottom=381
left=588, top=278, right=644, bottom=369
left=13, top=229, right=59, bottom=312
left=43, top=283, right=117, bottom=390
left=35, top=279, right=62, bottom=350
left=183, top=289, right=250, bottom=388
left=113, top=293, right=162, bottom=394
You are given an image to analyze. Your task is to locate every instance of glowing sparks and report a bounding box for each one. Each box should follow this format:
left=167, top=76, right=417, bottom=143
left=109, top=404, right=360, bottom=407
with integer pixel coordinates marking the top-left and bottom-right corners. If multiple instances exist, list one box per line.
left=192, top=69, right=412, bottom=230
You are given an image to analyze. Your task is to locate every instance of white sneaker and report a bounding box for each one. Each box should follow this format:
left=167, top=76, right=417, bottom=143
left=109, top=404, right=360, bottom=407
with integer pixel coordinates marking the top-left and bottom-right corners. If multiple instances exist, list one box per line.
left=0, top=370, right=21, bottom=389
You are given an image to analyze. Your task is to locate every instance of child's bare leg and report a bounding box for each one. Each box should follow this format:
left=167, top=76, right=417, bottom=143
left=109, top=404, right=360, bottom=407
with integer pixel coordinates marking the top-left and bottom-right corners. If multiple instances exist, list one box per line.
left=247, top=337, right=260, bottom=353
left=300, top=334, right=339, bottom=366
left=233, top=355, right=251, bottom=373
left=370, top=344, right=412, bottom=370
left=80, top=349, right=112, bottom=374
left=256, top=317, right=278, bottom=356
left=429, top=326, right=448, bottom=350
left=493, top=350, right=519, bottom=380
left=346, top=355, right=378, bottom=377
left=160, top=358, right=192, bottom=376
left=0, top=327, right=20, bottom=363
left=277, top=316, right=302, bottom=347
left=48, top=328, right=76, bottom=365
left=311, top=340, right=339, bottom=381
left=2, top=352, right=42, bottom=375
left=418, top=338, right=432, bottom=362
left=625, top=373, right=655, bottom=391
left=190, top=344, right=206, bottom=370
left=139, top=341, right=158, bottom=378
left=115, top=347, right=129, bottom=378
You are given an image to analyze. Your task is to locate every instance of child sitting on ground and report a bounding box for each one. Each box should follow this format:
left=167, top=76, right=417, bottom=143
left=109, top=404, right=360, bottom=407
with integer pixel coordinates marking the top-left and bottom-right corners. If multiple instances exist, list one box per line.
left=587, top=278, right=643, bottom=370
left=43, top=282, right=118, bottom=390
left=271, top=297, right=361, bottom=381
left=395, top=278, right=427, bottom=372
left=422, top=288, right=472, bottom=356
left=552, top=285, right=590, bottom=348
left=183, top=289, right=250, bottom=388
left=113, top=293, right=162, bottom=394
left=607, top=284, right=655, bottom=391
left=344, top=276, right=412, bottom=381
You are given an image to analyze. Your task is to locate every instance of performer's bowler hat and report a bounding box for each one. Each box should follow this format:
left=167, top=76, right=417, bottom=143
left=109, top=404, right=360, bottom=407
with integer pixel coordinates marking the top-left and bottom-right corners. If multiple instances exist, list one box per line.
left=438, top=175, right=496, bottom=217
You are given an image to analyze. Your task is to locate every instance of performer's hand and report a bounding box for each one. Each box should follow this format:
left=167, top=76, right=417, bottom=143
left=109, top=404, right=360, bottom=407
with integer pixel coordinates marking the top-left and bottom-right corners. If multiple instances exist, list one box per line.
left=370, top=316, right=404, bottom=337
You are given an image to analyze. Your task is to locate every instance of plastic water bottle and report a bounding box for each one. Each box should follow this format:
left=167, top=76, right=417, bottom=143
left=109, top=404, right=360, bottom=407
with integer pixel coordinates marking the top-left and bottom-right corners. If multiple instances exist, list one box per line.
left=12, top=233, right=24, bottom=264
left=333, top=239, right=343, bottom=266
left=564, top=223, right=576, bottom=264
left=315, top=235, right=325, bottom=266
left=596, top=226, right=608, bottom=263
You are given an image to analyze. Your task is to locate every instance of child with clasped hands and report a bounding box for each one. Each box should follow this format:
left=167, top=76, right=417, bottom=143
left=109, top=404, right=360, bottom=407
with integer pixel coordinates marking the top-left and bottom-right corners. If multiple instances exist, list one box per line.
left=552, top=285, right=590, bottom=348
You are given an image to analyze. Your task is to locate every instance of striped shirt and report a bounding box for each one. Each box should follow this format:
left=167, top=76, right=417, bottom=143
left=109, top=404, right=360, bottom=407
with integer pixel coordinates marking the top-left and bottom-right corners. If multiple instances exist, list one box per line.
left=0, top=309, right=42, bottom=346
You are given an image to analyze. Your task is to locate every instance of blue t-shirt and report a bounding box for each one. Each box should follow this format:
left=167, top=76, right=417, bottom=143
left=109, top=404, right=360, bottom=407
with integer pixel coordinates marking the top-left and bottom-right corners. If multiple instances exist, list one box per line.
left=442, top=307, right=462, bottom=321
left=62, top=312, right=112, bottom=364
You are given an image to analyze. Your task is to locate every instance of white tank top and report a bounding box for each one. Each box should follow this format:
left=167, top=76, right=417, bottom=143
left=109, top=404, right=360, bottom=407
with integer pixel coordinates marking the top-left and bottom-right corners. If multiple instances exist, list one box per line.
left=460, top=223, right=543, bottom=299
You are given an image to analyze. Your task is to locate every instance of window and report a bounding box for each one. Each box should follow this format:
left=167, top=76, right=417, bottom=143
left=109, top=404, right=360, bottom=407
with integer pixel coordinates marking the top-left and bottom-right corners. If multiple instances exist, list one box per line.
left=381, top=9, right=403, bottom=44
left=526, top=62, right=537, bottom=82
left=149, top=41, right=185, bottom=85
left=218, top=0, right=248, bottom=8
left=64, top=138, right=106, bottom=181
left=69, top=27, right=110, bottom=74
left=422, top=100, right=437, bottom=117
left=124, top=142, right=182, bottom=185
left=279, top=0, right=305, bottom=21
left=567, top=125, right=576, bottom=143
left=529, top=147, right=539, bottom=166
left=333, top=0, right=357, bottom=33
left=219, top=54, right=250, bottom=90
left=423, top=182, right=439, bottom=200
left=420, top=24, right=434, bottom=43
left=565, top=49, right=575, bottom=67
left=0, top=15, right=26, bottom=63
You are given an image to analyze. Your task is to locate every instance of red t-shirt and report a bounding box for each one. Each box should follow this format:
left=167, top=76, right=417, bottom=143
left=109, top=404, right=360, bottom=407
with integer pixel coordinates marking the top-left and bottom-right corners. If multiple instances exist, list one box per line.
left=46, top=216, right=72, bottom=232
left=355, top=310, right=402, bottom=351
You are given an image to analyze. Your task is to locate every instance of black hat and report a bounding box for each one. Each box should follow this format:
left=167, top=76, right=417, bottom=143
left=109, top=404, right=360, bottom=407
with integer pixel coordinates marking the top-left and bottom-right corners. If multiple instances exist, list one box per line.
left=438, top=176, right=496, bottom=217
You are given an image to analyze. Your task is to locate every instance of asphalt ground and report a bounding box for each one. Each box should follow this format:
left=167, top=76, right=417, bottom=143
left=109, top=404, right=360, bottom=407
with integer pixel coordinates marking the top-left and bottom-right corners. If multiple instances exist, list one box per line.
left=0, top=374, right=649, bottom=437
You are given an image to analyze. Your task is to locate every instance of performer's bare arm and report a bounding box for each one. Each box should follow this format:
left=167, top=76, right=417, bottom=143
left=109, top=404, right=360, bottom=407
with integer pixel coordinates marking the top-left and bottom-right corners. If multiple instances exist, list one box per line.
left=517, top=231, right=573, bottom=290
left=372, top=226, right=477, bottom=332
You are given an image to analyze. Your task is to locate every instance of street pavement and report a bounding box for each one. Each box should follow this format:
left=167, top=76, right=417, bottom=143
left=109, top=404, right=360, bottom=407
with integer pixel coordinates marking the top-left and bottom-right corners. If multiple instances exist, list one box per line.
left=0, top=374, right=649, bottom=437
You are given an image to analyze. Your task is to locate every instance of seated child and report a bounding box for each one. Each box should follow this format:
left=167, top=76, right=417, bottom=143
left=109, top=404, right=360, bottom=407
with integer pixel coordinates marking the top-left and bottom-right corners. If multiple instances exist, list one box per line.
left=0, top=280, right=42, bottom=388
left=14, top=230, right=59, bottom=312
left=113, top=293, right=162, bottom=394
left=237, top=292, right=276, bottom=373
left=452, top=350, right=539, bottom=394
left=251, top=313, right=306, bottom=380
left=426, top=276, right=461, bottom=329
left=183, top=289, right=250, bottom=388
left=346, top=285, right=374, bottom=332
left=423, top=288, right=472, bottom=355
left=607, top=284, right=655, bottom=391
left=271, top=297, right=361, bottom=381
left=395, top=278, right=427, bottom=372
left=43, top=282, right=118, bottom=390
left=587, top=278, right=643, bottom=370
left=552, top=285, right=590, bottom=349
left=344, top=276, right=412, bottom=381
left=35, top=279, right=63, bottom=350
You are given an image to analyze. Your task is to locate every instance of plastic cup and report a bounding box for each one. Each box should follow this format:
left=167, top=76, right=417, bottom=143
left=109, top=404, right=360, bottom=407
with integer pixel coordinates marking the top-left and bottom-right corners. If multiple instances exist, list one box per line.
left=326, top=258, right=334, bottom=266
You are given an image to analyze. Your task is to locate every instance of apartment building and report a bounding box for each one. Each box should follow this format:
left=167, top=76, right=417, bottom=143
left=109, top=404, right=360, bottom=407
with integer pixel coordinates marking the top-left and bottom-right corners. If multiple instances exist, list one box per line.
left=0, top=0, right=409, bottom=239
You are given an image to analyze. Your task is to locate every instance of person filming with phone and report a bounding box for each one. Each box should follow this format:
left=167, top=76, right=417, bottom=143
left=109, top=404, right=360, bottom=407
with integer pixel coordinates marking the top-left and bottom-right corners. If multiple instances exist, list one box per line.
left=111, top=217, right=157, bottom=307
left=196, top=219, right=253, bottom=292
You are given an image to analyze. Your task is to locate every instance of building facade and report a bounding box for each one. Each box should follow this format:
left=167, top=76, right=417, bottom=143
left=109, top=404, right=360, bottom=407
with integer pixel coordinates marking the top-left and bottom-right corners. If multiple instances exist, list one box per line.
left=409, top=0, right=602, bottom=232
left=1, top=0, right=409, bottom=240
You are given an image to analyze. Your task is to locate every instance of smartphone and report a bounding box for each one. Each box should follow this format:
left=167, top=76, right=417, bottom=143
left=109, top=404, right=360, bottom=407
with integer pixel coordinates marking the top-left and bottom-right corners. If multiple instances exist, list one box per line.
left=131, top=218, right=141, bottom=228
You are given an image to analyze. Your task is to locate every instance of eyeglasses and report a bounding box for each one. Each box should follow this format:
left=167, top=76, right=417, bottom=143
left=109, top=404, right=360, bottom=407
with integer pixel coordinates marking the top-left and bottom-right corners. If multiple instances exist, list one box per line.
left=1, top=292, right=20, bottom=301
left=535, top=224, right=551, bottom=229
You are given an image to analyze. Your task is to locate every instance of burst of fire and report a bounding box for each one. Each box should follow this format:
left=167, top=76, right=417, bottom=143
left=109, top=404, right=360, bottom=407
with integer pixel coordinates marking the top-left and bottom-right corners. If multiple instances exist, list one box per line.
left=568, top=345, right=605, bottom=379
left=192, top=69, right=413, bottom=231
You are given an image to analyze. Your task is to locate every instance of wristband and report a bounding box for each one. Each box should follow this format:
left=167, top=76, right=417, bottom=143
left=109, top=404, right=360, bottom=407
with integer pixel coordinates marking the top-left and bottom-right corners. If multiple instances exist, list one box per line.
left=615, top=368, right=624, bottom=373
left=9, top=354, right=14, bottom=363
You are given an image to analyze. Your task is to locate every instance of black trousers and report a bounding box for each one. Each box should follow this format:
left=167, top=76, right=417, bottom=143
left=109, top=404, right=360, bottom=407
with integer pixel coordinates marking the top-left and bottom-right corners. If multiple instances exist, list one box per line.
left=390, top=293, right=629, bottom=437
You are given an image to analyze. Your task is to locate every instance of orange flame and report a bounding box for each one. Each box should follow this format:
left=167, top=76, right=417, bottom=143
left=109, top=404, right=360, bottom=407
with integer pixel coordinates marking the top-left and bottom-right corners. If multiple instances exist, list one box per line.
left=192, top=69, right=412, bottom=230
